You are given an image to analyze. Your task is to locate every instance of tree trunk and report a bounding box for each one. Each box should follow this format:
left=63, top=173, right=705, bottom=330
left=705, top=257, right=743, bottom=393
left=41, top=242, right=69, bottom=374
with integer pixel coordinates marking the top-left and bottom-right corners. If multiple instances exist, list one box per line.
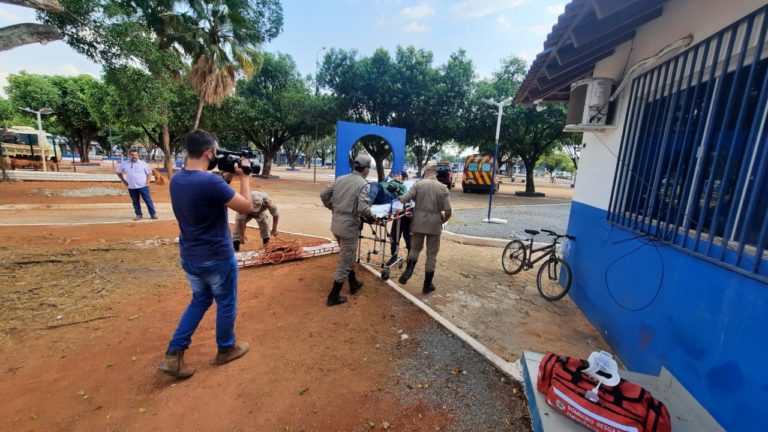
left=192, top=96, right=204, bottom=130
left=372, top=156, right=385, bottom=181
left=160, top=103, right=174, bottom=177
left=261, top=150, right=276, bottom=176
left=0, top=23, right=61, bottom=52
left=524, top=159, right=536, bottom=193
left=75, top=135, right=90, bottom=163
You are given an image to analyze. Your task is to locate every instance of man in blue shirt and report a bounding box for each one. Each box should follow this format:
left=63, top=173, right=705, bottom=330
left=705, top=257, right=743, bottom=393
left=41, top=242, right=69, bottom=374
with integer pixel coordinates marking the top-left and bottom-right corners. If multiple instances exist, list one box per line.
left=116, top=149, right=157, bottom=220
left=157, top=130, right=254, bottom=378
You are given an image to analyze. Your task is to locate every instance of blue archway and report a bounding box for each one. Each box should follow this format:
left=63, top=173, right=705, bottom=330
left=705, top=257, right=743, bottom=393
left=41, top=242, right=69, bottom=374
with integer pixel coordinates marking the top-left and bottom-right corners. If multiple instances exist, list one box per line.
left=335, top=121, right=406, bottom=178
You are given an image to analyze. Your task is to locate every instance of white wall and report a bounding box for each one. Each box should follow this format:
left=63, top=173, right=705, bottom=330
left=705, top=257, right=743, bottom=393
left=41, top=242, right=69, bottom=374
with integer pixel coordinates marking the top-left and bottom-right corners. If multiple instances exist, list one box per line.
left=573, top=0, right=767, bottom=210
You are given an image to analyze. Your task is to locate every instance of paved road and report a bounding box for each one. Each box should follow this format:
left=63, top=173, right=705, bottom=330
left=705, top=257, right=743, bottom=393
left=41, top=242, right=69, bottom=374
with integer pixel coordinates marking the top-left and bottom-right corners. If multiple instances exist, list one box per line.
left=447, top=204, right=572, bottom=240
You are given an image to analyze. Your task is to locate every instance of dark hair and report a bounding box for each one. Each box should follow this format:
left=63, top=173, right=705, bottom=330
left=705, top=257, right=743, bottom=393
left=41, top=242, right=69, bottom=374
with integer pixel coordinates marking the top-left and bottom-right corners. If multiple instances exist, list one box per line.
left=128, top=149, right=138, bottom=154
left=185, top=129, right=217, bottom=158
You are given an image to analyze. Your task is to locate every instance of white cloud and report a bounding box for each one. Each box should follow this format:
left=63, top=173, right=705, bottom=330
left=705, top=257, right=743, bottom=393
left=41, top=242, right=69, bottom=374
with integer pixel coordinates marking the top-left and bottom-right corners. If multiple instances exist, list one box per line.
left=0, top=9, right=23, bottom=22
left=496, top=14, right=513, bottom=30
left=403, top=22, right=430, bottom=33
left=546, top=4, right=565, bottom=16
left=516, top=51, right=533, bottom=64
left=400, top=3, right=434, bottom=19
left=452, top=0, right=527, bottom=19
left=528, top=25, right=551, bottom=37
left=61, top=64, right=83, bottom=75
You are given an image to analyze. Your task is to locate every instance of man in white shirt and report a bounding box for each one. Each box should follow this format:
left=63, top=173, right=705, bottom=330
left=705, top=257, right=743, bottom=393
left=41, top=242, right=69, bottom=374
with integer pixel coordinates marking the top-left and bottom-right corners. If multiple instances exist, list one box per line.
left=116, top=149, right=157, bottom=220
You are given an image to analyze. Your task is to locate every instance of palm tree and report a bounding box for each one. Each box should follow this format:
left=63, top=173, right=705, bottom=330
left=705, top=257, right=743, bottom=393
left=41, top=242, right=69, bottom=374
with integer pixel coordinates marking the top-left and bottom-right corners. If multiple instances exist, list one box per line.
left=172, top=0, right=283, bottom=130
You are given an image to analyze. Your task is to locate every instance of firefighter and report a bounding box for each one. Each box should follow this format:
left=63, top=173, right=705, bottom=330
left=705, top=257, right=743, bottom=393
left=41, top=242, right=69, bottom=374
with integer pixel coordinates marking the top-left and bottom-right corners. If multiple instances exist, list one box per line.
left=320, top=154, right=376, bottom=306
left=232, top=191, right=279, bottom=250
left=397, top=166, right=452, bottom=294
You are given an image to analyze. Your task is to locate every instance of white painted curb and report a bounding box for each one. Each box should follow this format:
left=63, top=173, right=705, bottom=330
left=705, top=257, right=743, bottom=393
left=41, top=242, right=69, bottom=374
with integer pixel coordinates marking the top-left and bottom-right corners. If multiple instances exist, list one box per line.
left=360, top=262, right=522, bottom=381
left=442, top=229, right=550, bottom=249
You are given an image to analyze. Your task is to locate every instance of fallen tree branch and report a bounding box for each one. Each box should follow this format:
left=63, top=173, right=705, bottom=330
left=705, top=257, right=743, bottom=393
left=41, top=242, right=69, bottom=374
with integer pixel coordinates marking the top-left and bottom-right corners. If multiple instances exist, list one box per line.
left=45, top=315, right=116, bottom=329
left=0, top=0, right=65, bottom=13
left=0, top=23, right=61, bottom=52
left=11, top=259, right=63, bottom=265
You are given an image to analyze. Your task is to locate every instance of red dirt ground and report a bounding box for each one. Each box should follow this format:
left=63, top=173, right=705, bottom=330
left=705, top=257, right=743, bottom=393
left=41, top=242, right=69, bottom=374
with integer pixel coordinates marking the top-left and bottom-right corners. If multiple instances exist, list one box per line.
left=0, top=221, right=529, bottom=431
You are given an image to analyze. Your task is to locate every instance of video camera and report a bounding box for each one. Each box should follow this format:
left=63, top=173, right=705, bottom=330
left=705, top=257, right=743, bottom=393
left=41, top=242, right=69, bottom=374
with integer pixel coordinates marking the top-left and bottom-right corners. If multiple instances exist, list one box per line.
left=216, top=149, right=261, bottom=176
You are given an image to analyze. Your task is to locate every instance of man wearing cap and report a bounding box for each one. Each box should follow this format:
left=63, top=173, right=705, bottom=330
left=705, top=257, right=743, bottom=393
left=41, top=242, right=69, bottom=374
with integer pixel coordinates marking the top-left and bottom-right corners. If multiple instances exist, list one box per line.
left=232, top=191, right=279, bottom=251
left=320, top=154, right=377, bottom=306
left=397, top=165, right=452, bottom=294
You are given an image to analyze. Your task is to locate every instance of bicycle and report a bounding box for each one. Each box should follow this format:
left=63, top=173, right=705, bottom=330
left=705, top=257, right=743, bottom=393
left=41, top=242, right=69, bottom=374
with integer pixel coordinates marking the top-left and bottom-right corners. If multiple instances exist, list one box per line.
left=501, top=229, right=576, bottom=301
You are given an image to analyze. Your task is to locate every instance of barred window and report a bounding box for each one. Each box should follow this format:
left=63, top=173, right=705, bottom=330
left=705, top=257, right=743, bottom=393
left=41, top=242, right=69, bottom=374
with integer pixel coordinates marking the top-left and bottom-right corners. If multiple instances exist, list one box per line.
left=609, top=6, right=768, bottom=280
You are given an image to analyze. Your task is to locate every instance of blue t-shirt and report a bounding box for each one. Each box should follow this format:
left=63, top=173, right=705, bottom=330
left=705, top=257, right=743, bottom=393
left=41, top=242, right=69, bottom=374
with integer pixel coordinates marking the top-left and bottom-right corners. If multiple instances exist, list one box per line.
left=170, top=170, right=236, bottom=262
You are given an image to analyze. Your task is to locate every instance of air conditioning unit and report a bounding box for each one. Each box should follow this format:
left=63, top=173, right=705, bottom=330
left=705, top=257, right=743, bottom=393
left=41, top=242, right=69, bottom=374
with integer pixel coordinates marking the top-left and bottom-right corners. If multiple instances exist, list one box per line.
left=564, top=78, right=616, bottom=132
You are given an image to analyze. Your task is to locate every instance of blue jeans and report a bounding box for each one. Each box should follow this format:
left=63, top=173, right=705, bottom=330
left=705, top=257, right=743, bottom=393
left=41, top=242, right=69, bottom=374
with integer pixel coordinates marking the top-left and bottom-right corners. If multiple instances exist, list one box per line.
left=128, top=186, right=156, bottom=217
left=167, top=255, right=239, bottom=352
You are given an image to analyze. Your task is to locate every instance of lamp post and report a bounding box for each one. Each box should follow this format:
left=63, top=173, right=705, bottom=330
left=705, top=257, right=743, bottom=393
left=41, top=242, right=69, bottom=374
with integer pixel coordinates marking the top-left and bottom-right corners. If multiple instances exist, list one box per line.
left=313, top=46, right=327, bottom=183
left=19, top=107, right=54, bottom=172
left=481, top=97, right=513, bottom=224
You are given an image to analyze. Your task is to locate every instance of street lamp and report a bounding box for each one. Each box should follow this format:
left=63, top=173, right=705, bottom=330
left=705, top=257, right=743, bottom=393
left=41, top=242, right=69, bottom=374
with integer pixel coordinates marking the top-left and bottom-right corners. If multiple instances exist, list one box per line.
left=313, top=46, right=327, bottom=183
left=481, top=97, right=513, bottom=224
left=315, top=46, right=326, bottom=95
left=19, top=107, right=54, bottom=172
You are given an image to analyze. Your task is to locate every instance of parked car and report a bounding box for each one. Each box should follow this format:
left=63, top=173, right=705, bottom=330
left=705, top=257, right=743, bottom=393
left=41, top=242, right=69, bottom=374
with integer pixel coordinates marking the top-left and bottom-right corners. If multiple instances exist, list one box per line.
left=435, top=162, right=456, bottom=189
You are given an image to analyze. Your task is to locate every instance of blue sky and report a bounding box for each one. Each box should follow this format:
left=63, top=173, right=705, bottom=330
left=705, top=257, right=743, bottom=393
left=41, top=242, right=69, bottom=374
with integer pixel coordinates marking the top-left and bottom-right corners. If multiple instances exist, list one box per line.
left=0, top=0, right=566, bottom=96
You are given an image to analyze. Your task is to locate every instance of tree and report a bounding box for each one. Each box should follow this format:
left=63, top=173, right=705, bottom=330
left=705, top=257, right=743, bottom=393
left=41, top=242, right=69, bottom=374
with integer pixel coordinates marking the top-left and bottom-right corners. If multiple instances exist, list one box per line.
left=283, top=136, right=310, bottom=169
left=503, top=105, right=567, bottom=193
left=211, top=53, right=318, bottom=176
left=319, top=46, right=474, bottom=180
left=9, top=73, right=107, bottom=162
left=171, top=0, right=283, bottom=129
left=50, top=75, right=106, bottom=162
left=536, top=152, right=575, bottom=173
left=463, top=55, right=567, bottom=194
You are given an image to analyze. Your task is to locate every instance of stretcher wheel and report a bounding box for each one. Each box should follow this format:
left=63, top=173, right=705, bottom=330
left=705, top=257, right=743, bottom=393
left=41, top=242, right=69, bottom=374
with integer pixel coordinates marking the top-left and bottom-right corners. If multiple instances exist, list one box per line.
left=381, top=268, right=390, bottom=280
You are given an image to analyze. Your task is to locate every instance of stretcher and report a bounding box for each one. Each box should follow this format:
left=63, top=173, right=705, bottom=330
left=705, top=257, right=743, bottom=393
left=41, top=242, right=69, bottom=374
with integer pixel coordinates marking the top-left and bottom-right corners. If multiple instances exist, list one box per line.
left=357, top=200, right=413, bottom=280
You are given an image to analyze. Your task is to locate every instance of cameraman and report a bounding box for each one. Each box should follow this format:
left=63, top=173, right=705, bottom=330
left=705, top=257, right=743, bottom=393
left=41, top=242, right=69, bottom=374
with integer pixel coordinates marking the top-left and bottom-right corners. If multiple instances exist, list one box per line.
left=157, top=129, right=253, bottom=379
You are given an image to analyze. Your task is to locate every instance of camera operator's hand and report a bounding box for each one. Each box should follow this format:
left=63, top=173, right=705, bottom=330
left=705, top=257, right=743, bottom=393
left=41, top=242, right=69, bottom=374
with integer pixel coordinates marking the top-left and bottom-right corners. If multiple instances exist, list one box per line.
left=234, top=157, right=251, bottom=177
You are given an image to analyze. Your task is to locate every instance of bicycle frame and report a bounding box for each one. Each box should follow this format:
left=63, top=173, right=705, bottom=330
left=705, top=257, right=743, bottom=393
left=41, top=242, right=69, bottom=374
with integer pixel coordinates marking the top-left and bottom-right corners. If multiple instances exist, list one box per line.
left=524, top=238, right=558, bottom=268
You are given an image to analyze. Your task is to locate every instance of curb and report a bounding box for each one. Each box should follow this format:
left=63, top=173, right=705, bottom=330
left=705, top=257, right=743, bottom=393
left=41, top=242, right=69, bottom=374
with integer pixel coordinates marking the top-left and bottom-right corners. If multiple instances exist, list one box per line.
left=442, top=229, right=550, bottom=248
left=360, top=262, right=523, bottom=382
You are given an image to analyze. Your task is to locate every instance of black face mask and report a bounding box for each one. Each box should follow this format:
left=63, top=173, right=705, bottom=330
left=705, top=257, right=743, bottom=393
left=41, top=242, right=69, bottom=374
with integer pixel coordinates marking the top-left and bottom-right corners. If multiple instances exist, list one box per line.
left=207, top=154, right=218, bottom=171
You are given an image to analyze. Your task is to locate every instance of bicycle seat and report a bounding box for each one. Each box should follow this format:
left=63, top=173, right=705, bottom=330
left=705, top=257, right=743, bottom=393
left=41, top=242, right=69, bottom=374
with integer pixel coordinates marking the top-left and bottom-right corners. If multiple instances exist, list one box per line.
left=524, top=229, right=540, bottom=236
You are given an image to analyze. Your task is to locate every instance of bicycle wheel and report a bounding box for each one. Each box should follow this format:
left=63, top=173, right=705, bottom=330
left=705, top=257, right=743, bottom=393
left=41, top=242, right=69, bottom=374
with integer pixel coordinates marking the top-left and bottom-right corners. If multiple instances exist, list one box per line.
left=502, top=240, right=527, bottom=275
left=536, top=257, right=572, bottom=301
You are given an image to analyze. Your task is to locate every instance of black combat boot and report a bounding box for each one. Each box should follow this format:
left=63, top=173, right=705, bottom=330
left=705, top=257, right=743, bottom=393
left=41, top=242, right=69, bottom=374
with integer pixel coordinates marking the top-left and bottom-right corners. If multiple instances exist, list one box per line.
left=399, top=259, right=417, bottom=284
left=422, top=271, right=436, bottom=294
left=348, top=270, right=364, bottom=295
left=326, top=281, right=347, bottom=307
left=262, top=237, right=270, bottom=245
left=233, top=240, right=240, bottom=251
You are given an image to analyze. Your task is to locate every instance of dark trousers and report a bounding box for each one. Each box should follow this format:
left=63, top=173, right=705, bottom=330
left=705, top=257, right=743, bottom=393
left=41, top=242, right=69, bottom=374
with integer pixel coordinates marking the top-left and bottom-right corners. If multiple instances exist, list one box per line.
left=128, top=186, right=156, bottom=217
left=390, top=216, right=412, bottom=255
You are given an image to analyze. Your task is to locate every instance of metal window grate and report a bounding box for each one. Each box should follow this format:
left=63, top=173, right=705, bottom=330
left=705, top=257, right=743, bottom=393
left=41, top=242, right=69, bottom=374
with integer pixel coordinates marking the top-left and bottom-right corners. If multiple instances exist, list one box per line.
left=608, top=5, right=768, bottom=281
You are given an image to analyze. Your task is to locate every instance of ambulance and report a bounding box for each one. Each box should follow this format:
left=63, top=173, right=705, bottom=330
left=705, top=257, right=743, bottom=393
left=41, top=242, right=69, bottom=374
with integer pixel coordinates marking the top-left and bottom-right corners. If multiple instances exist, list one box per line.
left=461, top=154, right=500, bottom=193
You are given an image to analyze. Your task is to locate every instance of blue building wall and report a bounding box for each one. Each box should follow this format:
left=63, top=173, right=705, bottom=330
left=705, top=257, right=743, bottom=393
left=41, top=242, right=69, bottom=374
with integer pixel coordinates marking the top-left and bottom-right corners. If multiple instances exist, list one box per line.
left=565, top=200, right=768, bottom=431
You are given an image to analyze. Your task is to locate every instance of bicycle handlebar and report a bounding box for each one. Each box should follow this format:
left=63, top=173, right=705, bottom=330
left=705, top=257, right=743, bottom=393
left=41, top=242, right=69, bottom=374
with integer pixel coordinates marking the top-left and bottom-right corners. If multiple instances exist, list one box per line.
left=538, top=229, right=576, bottom=241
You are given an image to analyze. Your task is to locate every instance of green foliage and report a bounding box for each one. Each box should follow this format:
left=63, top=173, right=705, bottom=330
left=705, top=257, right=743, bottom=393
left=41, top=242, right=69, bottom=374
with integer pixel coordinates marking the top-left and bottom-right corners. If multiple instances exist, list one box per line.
left=209, top=52, right=318, bottom=176
left=536, top=152, right=575, bottom=173
left=318, top=46, right=474, bottom=179
left=462, top=56, right=567, bottom=193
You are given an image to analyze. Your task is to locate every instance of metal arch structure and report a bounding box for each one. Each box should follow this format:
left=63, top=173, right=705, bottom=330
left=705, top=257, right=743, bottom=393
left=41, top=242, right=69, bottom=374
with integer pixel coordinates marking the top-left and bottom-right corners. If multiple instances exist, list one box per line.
left=335, top=121, right=406, bottom=178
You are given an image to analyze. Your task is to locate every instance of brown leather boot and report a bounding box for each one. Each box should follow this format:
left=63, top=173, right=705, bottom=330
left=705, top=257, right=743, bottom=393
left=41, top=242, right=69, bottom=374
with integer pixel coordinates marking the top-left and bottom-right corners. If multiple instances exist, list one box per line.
left=213, top=342, right=250, bottom=365
left=157, top=350, right=195, bottom=378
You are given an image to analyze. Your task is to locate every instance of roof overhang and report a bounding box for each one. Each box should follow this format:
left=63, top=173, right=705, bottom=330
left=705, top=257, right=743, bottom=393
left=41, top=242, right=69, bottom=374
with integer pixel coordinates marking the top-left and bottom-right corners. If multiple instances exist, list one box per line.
left=513, top=0, right=669, bottom=106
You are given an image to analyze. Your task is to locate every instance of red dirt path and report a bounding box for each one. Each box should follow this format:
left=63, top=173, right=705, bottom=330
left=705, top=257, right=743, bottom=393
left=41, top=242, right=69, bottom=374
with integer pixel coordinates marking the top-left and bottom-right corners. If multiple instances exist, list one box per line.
left=0, top=221, right=528, bottom=431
